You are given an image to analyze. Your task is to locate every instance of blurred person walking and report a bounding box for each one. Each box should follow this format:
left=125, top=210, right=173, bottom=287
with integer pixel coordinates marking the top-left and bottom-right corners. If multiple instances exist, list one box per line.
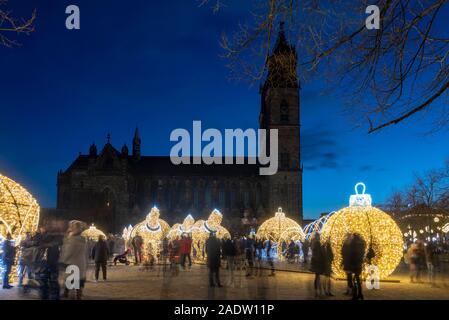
left=92, top=235, right=109, bottom=281
left=35, top=223, right=64, bottom=300
left=223, top=237, right=237, bottom=285
left=341, top=234, right=354, bottom=295
left=310, top=233, right=324, bottom=298
left=60, top=220, right=88, bottom=300
left=132, top=235, right=143, bottom=265
left=346, top=233, right=366, bottom=300
left=1, top=233, right=16, bottom=289
left=206, top=232, right=222, bottom=287
left=322, top=240, right=334, bottom=296
left=180, top=233, right=192, bottom=269
left=266, top=239, right=275, bottom=276
left=425, top=241, right=440, bottom=287
left=245, top=234, right=255, bottom=277
left=18, top=232, right=35, bottom=287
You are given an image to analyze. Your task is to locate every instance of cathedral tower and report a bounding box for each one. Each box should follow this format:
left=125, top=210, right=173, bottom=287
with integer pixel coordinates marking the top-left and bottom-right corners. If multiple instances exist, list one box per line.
left=260, top=23, right=303, bottom=222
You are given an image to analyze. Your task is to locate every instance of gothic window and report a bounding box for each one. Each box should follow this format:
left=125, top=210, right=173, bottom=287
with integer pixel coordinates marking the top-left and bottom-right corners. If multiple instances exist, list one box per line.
left=280, top=152, right=290, bottom=169
left=280, top=100, right=289, bottom=123
left=205, top=186, right=212, bottom=209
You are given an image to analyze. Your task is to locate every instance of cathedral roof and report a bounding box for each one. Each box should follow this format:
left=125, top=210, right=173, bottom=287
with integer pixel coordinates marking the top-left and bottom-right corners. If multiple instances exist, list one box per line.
left=63, top=155, right=261, bottom=177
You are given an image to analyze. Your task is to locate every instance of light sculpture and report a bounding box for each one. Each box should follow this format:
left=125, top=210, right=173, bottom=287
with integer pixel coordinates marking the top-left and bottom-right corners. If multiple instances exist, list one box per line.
left=0, top=173, right=40, bottom=281
left=130, top=207, right=170, bottom=264
left=81, top=224, right=106, bottom=241
left=167, top=214, right=195, bottom=241
left=122, top=224, right=133, bottom=243
left=191, top=209, right=230, bottom=261
left=303, top=211, right=335, bottom=240
left=443, top=223, right=449, bottom=233
left=320, top=182, right=403, bottom=279
left=256, top=207, right=305, bottom=258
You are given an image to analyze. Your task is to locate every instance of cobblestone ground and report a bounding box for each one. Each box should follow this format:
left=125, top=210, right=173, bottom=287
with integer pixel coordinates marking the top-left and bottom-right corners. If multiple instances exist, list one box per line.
left=1, top=262, right=449, bottom=300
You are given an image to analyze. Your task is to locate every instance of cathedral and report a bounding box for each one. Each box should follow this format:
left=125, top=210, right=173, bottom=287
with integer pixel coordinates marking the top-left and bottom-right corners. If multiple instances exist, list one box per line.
left=55, top=27, right=303, bottom=233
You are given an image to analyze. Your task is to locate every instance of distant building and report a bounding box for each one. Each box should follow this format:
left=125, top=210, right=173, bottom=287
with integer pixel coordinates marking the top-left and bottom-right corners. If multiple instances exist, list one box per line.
left=54, top=27, right=303, bottom=233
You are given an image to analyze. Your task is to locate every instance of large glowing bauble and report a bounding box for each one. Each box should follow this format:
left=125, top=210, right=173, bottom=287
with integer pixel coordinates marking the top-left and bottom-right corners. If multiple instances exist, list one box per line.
left=0, top=174, right=40, bottom=242
left=168, top=214, right=195, bottom=240
left=320, top=183, right=403, bottom=279
left=191, top=209, right=230, bottom=261
left=81, top=224, right=106, bottom=241
left=130, top=207, right=170, bottom=263
left=256, top=207, right=305, bottom=244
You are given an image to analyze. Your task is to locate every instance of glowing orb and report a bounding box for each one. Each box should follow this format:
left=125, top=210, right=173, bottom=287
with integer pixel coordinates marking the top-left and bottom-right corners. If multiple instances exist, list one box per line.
left=81, top=224, right=106, bottom=241
left=320, top=183, right=403, bottom=279
left=191, top=209, right=230, bottom=261
left=168, top=214, right=195, bottom=241
left=0, top=173, right=40, bottom=242
left=130, top=207, right=170, bottom=263
left=256, top=207, right=305, bottom=258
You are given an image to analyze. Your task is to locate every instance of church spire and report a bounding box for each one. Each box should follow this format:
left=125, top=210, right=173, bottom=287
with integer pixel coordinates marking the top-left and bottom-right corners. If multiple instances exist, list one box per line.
left=132, top=127, right=141, bottom=160
left=263, top=21, right=298, bottom=89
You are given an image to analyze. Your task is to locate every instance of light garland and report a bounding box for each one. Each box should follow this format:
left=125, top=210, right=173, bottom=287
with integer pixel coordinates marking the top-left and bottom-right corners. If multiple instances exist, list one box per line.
left=256, top=207, right=305, bottom=259
left=303, top=211, right=335, bottom=240
left=443, top=223, right=449, bottom=233
left=320, top=182, right=403, bottom=279
left=0, top=173, right=40, bottom=282
left=130, top=207, right=170, bottom=264
left=191, top=209, right=230, bottom=261
left=81, top=224, right=106, bottom=241
left=167, top=214, right=195, bottom=241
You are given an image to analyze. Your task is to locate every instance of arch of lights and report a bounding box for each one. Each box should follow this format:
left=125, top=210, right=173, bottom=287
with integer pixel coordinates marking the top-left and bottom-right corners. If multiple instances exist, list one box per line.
left=191, top=209, right=230, bottom=261
left=81, top=224, right=106, bottom=241
left=303, top=211, right=335, bottom=241
left=256, top=207, right=305, bottom=259
left=0, top=173, right=40, bottom=281
left=320, top=182, right=403, bottom=279
left=130, top=207, right=170, bottom=264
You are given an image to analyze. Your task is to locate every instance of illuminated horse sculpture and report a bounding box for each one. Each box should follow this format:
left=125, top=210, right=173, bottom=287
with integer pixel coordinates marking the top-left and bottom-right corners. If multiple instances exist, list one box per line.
left=191, top=209, right=230, bottom=261
left=130, top=207, right=170, bottom=264
left=167, top=214, right=195, bottom=241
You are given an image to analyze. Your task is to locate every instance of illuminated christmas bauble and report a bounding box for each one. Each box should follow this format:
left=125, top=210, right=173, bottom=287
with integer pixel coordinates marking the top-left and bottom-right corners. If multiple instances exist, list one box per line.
left=130, top=207, right=170, bottom=263
left=168, top=214, right=195, bottom=240
left=81, top=224, right=106, bottom=241
left=0, top=173, right=40, bottom=242
left=256, top=207, right=305, bottom=244
left=192, top=209, right=230, bottom=261
left=320, top=183, right=403, bottom=279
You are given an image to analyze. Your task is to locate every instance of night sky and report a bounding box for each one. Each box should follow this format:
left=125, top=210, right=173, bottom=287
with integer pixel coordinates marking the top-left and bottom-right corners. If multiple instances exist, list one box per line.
left=1, top=0, right=449, bottom=219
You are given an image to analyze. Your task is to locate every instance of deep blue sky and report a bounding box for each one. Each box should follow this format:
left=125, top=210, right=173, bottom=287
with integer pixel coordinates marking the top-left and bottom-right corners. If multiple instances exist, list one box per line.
left=1, top=0, right=448, bottom=219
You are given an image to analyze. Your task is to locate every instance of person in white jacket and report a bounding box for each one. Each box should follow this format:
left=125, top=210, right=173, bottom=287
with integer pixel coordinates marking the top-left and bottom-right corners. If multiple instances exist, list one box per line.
left=60, top=220, right=88, bottom=300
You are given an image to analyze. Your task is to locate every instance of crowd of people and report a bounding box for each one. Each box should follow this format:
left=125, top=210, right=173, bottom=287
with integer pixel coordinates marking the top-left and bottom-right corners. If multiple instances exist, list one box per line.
left=1, top=221, right=448, bottom=300
left=0, top=220, right=119, bottom=300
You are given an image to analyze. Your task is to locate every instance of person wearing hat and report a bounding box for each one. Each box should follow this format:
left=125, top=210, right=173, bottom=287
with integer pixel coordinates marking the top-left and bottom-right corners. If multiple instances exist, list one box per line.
left=205, top=232, right=222, bottom=287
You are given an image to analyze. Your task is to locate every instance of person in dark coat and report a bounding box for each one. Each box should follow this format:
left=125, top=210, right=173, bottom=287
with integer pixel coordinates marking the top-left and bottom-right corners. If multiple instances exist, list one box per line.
left=266, top=239, right=275, bottom=276
left=2, top=233, right=16, bottom=289
left=36, top=228, right=64, bottom=300
left=341, top=234, right=354, bottom=295
left=222, top=237, right=237, bottom=285
left=310, top=233, right=324, bottom=297
left=92, top=235, right=109, bottom=281
left=132, top=235, right=143, bottom=265
left=322, top=240, right=334, bottom=296
left=347, top=233, right=366, bottom=300
left=205, top=232, right=222, bottom=287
